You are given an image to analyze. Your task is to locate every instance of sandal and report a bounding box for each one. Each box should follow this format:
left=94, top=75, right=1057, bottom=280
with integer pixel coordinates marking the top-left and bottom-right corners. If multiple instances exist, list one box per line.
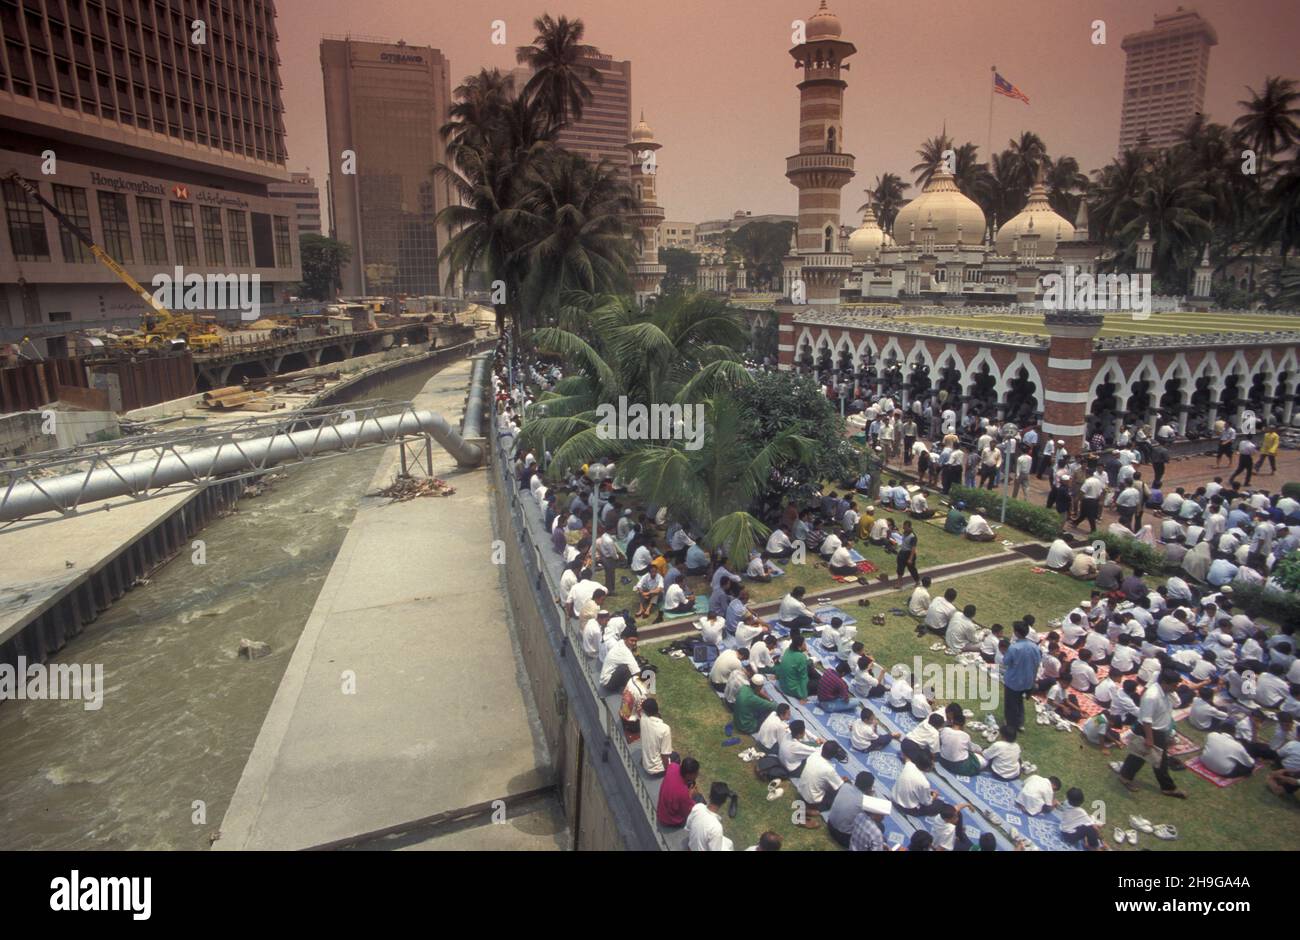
left=1153, top=823, right=1178, bottom=840
left=1129, top=815, right=1155, bottom=833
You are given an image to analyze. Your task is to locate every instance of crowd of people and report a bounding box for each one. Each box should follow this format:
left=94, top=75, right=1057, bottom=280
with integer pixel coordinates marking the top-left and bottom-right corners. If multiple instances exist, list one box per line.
left=492, top=341, right=1299, bottom=851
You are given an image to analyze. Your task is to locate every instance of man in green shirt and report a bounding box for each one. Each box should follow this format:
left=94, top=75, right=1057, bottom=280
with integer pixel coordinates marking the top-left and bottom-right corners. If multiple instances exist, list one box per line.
left=944, top=500, right=968, bottom=535
left=775, top=634, right=814, bottom=702
left=733, top=674, right=776, bottom=734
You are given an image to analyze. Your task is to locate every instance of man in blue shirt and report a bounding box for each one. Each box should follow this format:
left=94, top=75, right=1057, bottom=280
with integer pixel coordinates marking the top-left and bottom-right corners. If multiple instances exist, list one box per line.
left=1001, top=621, right=1042, bottom=732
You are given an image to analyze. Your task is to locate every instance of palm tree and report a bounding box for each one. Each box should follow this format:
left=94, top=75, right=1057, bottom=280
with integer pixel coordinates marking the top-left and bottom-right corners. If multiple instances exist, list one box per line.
left=1233, top=76, right=1300, bottom=165
left=1005, top=131, right=1048, bottom=192
left=860, top=173, right=908, bottom=234
left=911, top=132, right=954, bottom=189
left=1257, top=158, right=1300, bottom=264
left=1044, top=154, right=1088, bottom=221
left=1088, top=149, right=1147, bottom=245
left=515, top=14, right=603, bottom=133
left=513, top=150, right=637, bottom=326
left=952, top=142, right=992, bottom=204
left=981, top=150, right=1026, bottom=233
left=439, top=68, right=515, bottom=152
left=1111, top=151, right=1214, bottom=288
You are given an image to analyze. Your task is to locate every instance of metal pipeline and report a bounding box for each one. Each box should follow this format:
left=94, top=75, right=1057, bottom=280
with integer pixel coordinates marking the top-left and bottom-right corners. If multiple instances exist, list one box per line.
left=461, top=353, right=490, bottom=443
left=0, top=410, right=483, bottom=522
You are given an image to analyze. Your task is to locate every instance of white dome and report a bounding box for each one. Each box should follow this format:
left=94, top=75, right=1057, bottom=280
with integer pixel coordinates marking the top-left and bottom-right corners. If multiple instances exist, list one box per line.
left=995, top=178, right=1075, bottom=255
left=849, top=205, right=887, bottom=262
left=806, top=1, right=843, bottom=40
left=893, top=169, right=986, bottom=248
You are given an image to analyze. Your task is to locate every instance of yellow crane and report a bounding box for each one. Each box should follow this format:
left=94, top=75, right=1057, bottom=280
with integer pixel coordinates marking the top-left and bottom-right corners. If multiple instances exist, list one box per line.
left=5, top=170, right=221, bottom=352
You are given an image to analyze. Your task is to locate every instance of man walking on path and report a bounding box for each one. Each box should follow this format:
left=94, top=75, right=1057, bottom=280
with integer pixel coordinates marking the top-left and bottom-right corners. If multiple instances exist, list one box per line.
left=1230, top=436, right=1258, bottom=489
left=1001, top=622, right=1041, bottom=732
left=1115, top=671, right=1187, bottom=800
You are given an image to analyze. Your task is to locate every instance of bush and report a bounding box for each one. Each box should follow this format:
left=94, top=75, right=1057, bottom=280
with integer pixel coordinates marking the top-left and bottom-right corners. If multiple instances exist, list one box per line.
left=1282, top=481, right=1300, bottom=501
left=1230, top=581, right=1300, bottom=627
left=948, top=485, right=1061, bottom=541
left=1273, top=549, right=1300, bottom=593
left=1098, top=532, right=1167, bottom=573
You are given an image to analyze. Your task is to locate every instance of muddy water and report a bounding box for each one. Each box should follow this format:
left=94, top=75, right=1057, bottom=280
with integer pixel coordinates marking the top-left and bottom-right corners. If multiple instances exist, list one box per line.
left=0, top=364, right=448, bottom=850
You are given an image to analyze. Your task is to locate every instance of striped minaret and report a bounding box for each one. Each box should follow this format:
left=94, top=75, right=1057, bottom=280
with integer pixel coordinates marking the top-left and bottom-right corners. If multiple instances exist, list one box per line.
left=626, top=113, right=667, bottom=306
left=785, top=2, right=856, bottom=305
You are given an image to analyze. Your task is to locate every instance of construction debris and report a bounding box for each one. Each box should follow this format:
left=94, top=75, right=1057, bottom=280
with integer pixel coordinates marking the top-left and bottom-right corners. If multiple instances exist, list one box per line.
left=238, top=638, right=272, bottom=660
left=370, top=475, right=456, bottom=503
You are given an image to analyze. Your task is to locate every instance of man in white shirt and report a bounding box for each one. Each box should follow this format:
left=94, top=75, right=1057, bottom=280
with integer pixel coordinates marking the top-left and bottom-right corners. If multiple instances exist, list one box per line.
left=908, top=577, right=932, bottom=617
left=1116, top=671, right=1185, bottom=796
left=708, top=646, right=748, bottom=692
left=829, top=538, right=858, bottom=576
left=582, top=610, right=608, bottom=660
left=765, top=524, right=796, bottom=559
left=922, top=588, right=958, bottom=636
left=893, top=753, right=943, bottom=817
left=964, top=513, right=995, bottom=541
left=778, top=719, right=820, bottom=773
left=778, top=587, right=816, bottom=628
left=685, top=783, right=734, bottom=851
left=825, top=771, right=876, bottom=847
left=945, top=604, right=981, bottom=652
left=794, top=741, right=847, bottom=816
left=1015, top=773, right=1060, bottom=815
left=982, top=727, right=1023, bottom=781
left=639, top=698, right=674, bottom=775
left=755, top=703, right=791, bottom=754
left=1045, top=538, right=1075, bottom=570
left=1201, top=730, right=1256, bottom=778
left=599, top=627, right=641, bottom=694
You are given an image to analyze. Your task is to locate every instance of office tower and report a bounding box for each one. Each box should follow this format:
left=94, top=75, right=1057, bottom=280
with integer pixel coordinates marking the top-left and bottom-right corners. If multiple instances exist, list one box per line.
left=269, top=172, right=323, bottom=236
left=512, top=52, right=632, bottom=175
left=1118, top=8, right=1218, bottom=154
left=321, top=37, right=453, bottom=296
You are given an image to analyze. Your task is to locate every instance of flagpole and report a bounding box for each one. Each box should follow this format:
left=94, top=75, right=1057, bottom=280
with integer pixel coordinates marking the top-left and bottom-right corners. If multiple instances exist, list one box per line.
left=986, top=64, right=996, bottom=165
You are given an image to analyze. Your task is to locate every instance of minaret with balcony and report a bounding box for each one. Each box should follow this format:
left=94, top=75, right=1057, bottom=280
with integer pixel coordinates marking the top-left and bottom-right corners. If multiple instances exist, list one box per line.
left=626, top=113, right=667, bottom=306
left=785, top=2, right=856, bottom=305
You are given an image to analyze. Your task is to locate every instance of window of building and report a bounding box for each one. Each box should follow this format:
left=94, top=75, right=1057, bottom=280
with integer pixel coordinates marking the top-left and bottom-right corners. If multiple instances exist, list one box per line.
left=200, top=206, right=225, bottom=266
left=97, top=190, right=134, bottom=262
left=273, top=215, right=292, bottom=268
left=52, top=185, right=94, bottom=263
left=227, top=209, right=250, bottom=265
left=170, top=201, right=199, bottom=265
left=138, top=197, right=168, bottom=264
left=2, top=179, right=52, bottom=262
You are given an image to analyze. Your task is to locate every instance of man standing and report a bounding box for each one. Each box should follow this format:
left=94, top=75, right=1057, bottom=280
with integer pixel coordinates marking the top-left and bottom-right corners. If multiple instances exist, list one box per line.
left=1115, top=670, right=1187, bottom=799
left=1011, top=447, right=1033, bottom=500
left=1256, top=427, right=1280, bottom=475
left=1001, top=622, right=1041, bottom=732
left=1229, top=436, right=1258, bottom=489
left=1072, top=468, right=1105, bottom=534
left=896, top=520, right=920, bottom=588
left=1149, top=442, right=1169, bottom=489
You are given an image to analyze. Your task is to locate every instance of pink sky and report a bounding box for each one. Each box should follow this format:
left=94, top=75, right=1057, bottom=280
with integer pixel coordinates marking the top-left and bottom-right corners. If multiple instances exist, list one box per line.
left=276, top=0, right=1299, bottom=225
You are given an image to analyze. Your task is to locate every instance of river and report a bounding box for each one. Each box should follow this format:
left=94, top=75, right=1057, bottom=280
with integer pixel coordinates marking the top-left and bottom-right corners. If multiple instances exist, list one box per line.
left=0, top=362, right=450, bottom=850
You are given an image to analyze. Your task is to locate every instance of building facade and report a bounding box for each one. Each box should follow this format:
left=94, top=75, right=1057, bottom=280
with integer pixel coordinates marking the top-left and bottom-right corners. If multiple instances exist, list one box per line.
left=321, top=37, right=453, bottom=297
left=1118, top=8, right=1217, bottom=154
left=0, top=0, right=299, bottom=345
left=512, top=52, right=631, bottom=177
left=268, top=171, right=322, bottom=236
left=658, top=220, right=696, bottom=249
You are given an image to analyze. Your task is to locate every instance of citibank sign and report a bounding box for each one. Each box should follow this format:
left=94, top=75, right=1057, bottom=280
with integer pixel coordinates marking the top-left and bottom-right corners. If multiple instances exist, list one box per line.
left=380, top=52, right=424, bottom=64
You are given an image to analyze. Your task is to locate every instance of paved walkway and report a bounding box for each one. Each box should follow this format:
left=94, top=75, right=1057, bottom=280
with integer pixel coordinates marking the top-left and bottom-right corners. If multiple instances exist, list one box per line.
left=216, top=358, right=554, bottom=850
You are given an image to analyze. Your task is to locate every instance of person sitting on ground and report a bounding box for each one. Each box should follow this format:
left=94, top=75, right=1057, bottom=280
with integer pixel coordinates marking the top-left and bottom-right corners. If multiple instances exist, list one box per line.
left=816, top=661, right=858, bottom=713
left=779, top=588, right=815, bottom=630
left=828, top=537, right=859, bottom=576
left=849, top=795, right=894, bottom=852
left=885, top=667, right=914, bottom=711
left=932, top=800, right=974, bottom=851
left=910, top=489, right=935, bottom=520
left=743, top=550, right=774, bottom=583
left=708, top=646, right=748, bottom=693
left=1048, top=672, right=1085, bottom=722
left=938, top=704, right=986, bottom=774
left=944, top=500, right=968, bottom=535
left=661, top=577, right=696, bottom=618
left=685, top=782, right=734, bottom=851
left=1070, top=547, right=1099, bottom=580
left=684, top=540, right=710, bottom=577
left=777, top=719, right=821, bottom=776
left=850, top=707, right=898, bottom=753
left=754, top=702, right=791, bottom=755
left=1061, top=611, right=1089, bottom=648
left=908, top=576, right=933, bottom=617
left=633, top=693, right=675, bottom=776
left=1035, top=640, right=1062, bottom=693
left=598, top=626, right=641, bottom=695
left=979, top=623, right=1005, bottom=664
left=656, top=755, right=699, bottom=829
left=868, top=515, right=893, bottom=547
left=900, top=711, right=944, bottom=766
left=1095, top=554, right=1124, bottom=593
left=764, top=524, right=796, bottom=560
left=894, top=751, right=945, bottom=817
left=964, top=512, right=995, bottom=542
left=749, top=633, right=779, bottom=675
left=732, top=673, right=776, bottom=735
left=1045, top=537, right=1075, bottom=570
left=818, top=528, right=842, bottom=561
left=1070, top=648, right=1100, bottom=692
left=826, top=771, right=878, bottom=848
left=946, top=604, right=981, bottom=653
left=1059, top=787, right=1106, bottom=850
left=919, top=587, right=960, bottom=637
left=1015, top=774, right=1062, bottom=816
left=1188, top=685, right=1234, bottom=733
left=774, top=634, right=813, bottom=703
left=982, top=726, right=1023, bottom=782
left=794, top=741, right=849, bottom=828
left=1202, top=730, right=1257, bottom=779
left=634, top=568, right=664, bottom=619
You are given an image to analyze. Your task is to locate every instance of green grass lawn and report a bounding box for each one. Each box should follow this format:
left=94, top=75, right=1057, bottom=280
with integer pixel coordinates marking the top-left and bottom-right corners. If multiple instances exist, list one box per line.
left=646, top=564, right=1300, bottom=851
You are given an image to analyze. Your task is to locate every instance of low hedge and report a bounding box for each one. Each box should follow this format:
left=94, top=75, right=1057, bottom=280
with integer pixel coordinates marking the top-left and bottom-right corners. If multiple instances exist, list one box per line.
left=1098, top=532, right=1167, bottom=573
left=1230, top=581, right=1300, bottom=627
left=947, top=485, right=1061, bottom=541
left=1282, top=481, right=1300, bottom=501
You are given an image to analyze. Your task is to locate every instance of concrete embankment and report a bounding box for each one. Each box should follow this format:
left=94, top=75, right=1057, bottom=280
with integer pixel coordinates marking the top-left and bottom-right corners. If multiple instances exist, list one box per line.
left=216, top=356, right=560, bottom=851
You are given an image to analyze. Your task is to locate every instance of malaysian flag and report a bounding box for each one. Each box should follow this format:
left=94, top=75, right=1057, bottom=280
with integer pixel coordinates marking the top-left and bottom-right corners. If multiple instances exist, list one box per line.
left=994, top=72, right=1030, bottom=105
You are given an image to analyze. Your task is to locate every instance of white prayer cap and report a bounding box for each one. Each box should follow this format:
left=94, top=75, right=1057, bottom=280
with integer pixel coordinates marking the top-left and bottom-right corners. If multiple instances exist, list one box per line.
left=752, top=674, right=767, bottom=687
left=863, top=796, right=893, bottom=816
left=1217, top=633, right=1234, bottom=646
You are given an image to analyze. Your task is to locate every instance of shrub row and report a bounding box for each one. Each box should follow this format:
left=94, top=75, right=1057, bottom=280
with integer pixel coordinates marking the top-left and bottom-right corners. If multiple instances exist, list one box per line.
left=1230, top=581, right=1300, bottom=627
left=947, top=485, right=1062, bottom=541
left=1098, top=532, right=1167, bottom=573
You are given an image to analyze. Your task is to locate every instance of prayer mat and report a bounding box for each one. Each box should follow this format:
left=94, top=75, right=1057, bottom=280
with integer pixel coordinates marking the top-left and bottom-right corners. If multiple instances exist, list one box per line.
left=1184, top=756, right=1263, bottom=788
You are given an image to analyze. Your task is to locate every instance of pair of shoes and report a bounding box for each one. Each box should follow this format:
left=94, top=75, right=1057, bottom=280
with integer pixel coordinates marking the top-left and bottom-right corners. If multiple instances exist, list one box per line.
left=766, top=780, right=784, bottom=801
left=1020, top=761, right=1037, bottom=775
left=1129, top=815, right=1154, bottom=834
left=871, top=614, right=886, bottom=625
left=929, top=643, right=945, bottom=652
left=738, top=747, right=761, bottom=762
left=1113, top=827, right=1139, bottom=845
left=667, top=650, right=686, bottom=659
left=1153, top=823, right=1177, bottom=840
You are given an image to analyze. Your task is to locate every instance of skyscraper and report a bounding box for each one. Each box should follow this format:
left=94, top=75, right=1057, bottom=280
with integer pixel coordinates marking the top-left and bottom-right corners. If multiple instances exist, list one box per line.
left=321, top=37, right=453, bottom=297
left=269, top=172, right=323, bottom=236
left=512, top=52, right=632, bottom=176
left=1118, top=8, right=1218, bottom=154
left=0, top=0, right=299, bottom=342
